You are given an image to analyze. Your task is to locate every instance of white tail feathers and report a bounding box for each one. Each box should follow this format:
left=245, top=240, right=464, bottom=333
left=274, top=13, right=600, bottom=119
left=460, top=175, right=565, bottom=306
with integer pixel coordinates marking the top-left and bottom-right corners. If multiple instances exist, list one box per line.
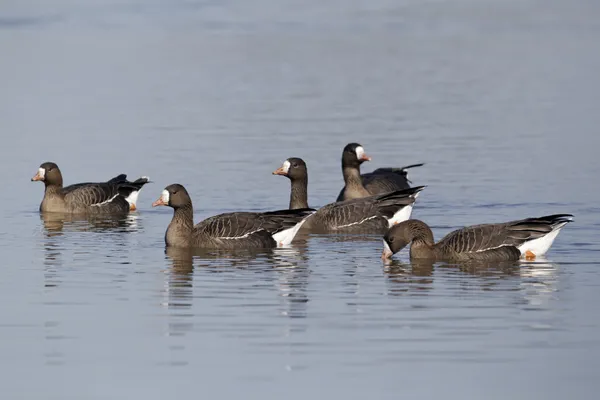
left=387, top=204, right=413, bottom=227
left=517, top=222, right=570, bottom=257
left=272, top=216, right=312, bottom=247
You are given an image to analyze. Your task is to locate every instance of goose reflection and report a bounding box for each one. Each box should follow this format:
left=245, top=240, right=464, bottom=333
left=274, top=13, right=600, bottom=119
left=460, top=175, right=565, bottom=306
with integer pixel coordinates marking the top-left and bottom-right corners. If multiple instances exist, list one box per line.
left=40, top=212, right=141, bottom=235
left=384, top=259, right=435, bottom=296
left=383, top=254, right=559, bottom=307
left=162, top=244, right=311, bottom=318
left=270, top=245, right=310, bottom=320
left=40, top=213, right=142, bottom=287
left=163, top=247, right=195, bottom=310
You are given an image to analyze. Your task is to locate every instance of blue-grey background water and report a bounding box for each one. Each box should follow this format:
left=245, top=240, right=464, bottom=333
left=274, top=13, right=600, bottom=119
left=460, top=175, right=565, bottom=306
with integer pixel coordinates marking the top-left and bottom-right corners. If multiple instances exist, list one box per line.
left=1, top=0, right=599, bottom=398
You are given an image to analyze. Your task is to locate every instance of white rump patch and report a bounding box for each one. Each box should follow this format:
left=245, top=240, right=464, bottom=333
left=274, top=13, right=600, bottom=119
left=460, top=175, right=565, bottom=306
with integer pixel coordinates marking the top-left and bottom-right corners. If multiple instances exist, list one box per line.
left=355, top=146, right=365, bottom=159
left=272, top=215, right=312, bottom=246
left=91, top=194, right=119, bottom=207
left=517, top=227, right=564, bottom=257
left=38, top=168, right=45, bottom=178
left=125, top=190, right=140, bottom=207
left=281, top=160, right=291, bottom=173
left=387, top=204, right=413, bottom=227
left=161, top=190, right=170, bottom=204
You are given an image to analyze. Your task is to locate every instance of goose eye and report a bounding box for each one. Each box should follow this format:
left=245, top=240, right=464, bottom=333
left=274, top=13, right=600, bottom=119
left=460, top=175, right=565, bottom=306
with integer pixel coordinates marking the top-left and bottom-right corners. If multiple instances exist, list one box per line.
left=388, top=237, right=395, bottom=243
left=292, top=163, right=298, bottom=168
left=172, top=191, right=178, bottom=195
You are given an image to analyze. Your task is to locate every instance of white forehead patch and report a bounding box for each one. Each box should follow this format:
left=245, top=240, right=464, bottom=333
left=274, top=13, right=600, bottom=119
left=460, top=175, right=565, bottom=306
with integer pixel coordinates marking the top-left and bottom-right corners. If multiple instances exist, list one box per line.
left=282, top=160, right=291, bottom=173
left=355, top=146, right=365, bottom=159
left=38, top=168, right=46, bottom=178
left=161, top=190, right=170, bottom=203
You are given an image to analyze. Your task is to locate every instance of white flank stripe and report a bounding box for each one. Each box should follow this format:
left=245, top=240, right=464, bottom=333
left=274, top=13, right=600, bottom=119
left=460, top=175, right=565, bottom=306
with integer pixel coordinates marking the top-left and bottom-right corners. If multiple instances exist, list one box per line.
left=91, top=194, right=119, bottom=206
left=337, top=215, right=378, bottom=229
left=475, top=244, right=512, bottom=253
left=219, top=228, right=264, bottom=240
left=387, top=204, right=413, bottom=227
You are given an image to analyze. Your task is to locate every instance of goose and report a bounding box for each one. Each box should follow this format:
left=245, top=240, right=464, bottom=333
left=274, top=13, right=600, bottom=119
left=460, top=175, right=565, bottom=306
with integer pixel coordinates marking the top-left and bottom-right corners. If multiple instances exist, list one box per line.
left=336, top=143, right=423, bottom=202
left=272, top=157, right=424, bottom=234
left=381, top=214, right=574, bottom=261
left=31, top=162, right=149, bottom=214
left=152, top=184, right=315, bottom=249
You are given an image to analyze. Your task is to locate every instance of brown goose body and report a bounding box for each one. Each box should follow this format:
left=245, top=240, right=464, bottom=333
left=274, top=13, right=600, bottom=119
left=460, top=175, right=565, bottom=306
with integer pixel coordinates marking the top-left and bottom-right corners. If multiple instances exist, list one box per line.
left=382, top=215, right=574, bottom=262
left=335, top=143, right=423, bottom=202
left=153, top=184, right=315, bottom=249
left=273, top=158, right=424, bottom=234
left=32, top=162, right=149, bottom=214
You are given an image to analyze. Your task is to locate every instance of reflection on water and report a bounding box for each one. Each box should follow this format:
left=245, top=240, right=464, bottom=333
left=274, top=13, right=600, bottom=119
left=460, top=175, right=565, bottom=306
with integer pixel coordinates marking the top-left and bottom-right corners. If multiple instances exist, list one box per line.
left=383, top=257, right=560, bottom=309
left=40, top=212, right=142, bottom=235
left=3, top=0, right=599, bottom=396
left=40, top=212, right=143, bottom=288
left=384, top=260, right=434, bottom=296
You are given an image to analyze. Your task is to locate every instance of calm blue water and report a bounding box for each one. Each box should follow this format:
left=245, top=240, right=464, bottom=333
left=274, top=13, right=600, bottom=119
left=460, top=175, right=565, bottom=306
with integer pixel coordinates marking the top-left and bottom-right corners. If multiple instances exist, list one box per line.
left=1, top=0, right=599, bottom=398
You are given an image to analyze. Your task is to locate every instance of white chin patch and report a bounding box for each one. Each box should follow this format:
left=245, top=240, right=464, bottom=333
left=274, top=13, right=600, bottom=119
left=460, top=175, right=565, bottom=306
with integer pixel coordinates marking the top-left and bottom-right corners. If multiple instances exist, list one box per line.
left=161, top=190, right=170, bottom=204
left=38, top=168, right=46, bottom=178
left=282, top=160, right=291, bottom=173
left=355, top=146, right=365, bottom=159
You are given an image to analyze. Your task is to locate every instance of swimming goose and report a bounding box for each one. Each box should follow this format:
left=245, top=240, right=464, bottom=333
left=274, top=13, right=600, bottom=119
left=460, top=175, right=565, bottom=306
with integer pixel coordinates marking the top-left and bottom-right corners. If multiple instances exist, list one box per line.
left=381, top=214, right=574, bottom=261
left=336, top=143, right=423, bottom=202
left=273, top=157, right=425, bottom=234
left=31, top=162, right=149, bottom=214
left=152, top=184, right=315, bottom=249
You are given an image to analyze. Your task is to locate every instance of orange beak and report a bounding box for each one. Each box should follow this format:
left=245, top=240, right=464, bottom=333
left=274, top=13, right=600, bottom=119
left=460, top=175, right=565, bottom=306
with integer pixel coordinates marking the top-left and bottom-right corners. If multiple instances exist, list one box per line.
left=31, top=172, right=43, bottom=181
left=152, top=198, right=167, bottom=207
left=360, top=155, right=371, bottom=162
left=381, top=249, right=394, bottom=260
left=272, top=166, right=288, bottom=176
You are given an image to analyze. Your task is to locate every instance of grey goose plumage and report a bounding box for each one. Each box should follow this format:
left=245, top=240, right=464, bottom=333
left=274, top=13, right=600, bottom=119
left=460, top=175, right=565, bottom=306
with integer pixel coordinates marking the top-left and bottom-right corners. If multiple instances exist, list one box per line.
left=382, top=214, right=574, bottom=261
left=31, top=162, right=149, bottom=214
left=273, top=157, right=425, bottom=234
left=336, top=143, right=424, bottom=202
left=152, top=184, right=315, bottom=249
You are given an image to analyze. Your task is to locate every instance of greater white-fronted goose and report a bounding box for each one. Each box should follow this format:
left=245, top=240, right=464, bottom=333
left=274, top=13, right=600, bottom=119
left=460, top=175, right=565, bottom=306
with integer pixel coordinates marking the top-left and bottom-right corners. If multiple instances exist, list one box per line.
left=152, top=184, right=315, bottom=249
left=273, top=158, right=425, bottom=234
left=336, top=143, right=423, bottom=202
left=31, top=162, right=149, bottom=214
left=381, top=214, right=573, bottom=261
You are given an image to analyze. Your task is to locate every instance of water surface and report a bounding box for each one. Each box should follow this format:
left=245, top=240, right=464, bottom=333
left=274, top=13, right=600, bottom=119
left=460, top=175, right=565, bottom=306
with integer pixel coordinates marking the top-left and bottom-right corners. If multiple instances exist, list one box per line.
left=1, top=0, right=599, bottom=399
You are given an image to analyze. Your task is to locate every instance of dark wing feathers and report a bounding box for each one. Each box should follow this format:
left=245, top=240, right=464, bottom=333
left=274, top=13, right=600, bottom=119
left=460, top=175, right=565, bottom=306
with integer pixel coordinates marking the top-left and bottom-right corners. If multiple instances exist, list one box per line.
left=197, top=209, right=315, bottom=239
left=318, top=187, right=423, bottom=229
left=437, top=214, right=573, bottom=254
left=336, top=164, right=424, bottom=201
left=64, top=183, right=121, bottom=207
left=63, top=175, right=150, bottom=207
left=259, top=208, right=316, bottom=234
left=363, top=163, right=425, bottom=192
left=373, top=186, right=424, bottom=220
